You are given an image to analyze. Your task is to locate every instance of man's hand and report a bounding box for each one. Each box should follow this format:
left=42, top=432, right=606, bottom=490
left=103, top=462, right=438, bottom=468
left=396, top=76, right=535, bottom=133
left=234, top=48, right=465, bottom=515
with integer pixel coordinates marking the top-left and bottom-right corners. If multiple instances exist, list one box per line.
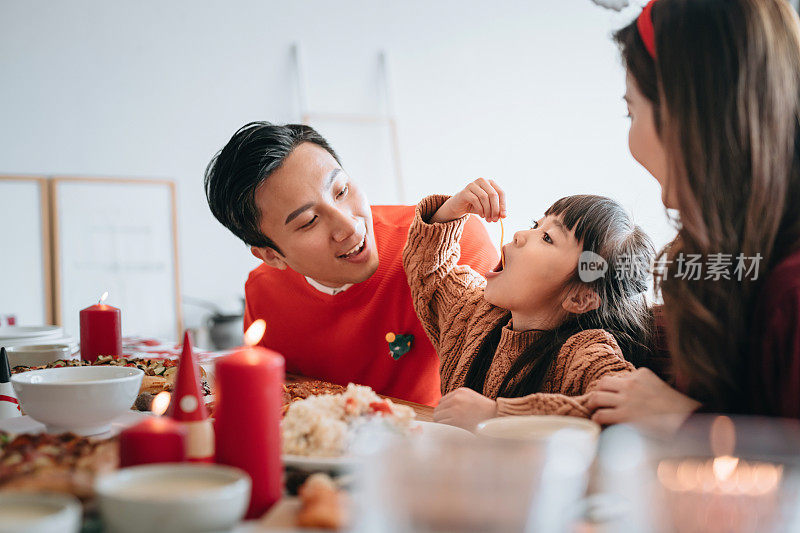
left=431, top=178, right=506, bottom=224
left=434, top=387, right=498, bottom=432
left=586, top=368, right=702, bottom=434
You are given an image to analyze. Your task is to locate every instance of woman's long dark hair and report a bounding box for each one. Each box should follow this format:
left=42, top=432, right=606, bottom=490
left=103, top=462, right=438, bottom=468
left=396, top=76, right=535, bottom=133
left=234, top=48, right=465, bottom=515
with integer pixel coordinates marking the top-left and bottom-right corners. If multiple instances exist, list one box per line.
left=615, top=0, right=800, bottom=411
left=464, top=195, right=655, bottom=398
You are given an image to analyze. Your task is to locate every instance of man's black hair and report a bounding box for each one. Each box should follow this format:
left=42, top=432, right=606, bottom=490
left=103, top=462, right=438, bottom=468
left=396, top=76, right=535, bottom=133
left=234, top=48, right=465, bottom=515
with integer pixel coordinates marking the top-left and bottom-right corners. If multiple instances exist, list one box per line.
left=204, top=121, right=340, bottom=253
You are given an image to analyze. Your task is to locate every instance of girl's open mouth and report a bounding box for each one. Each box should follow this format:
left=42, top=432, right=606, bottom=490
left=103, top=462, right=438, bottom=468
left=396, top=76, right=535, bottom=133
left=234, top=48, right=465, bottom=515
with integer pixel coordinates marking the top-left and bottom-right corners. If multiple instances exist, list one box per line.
left=485, top=258, right=504, bottom=279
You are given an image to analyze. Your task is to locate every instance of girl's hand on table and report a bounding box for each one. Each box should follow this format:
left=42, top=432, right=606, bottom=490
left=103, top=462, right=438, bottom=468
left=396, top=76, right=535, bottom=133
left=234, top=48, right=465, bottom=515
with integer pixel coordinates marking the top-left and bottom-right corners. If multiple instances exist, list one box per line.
left=434, top=387, right=497, bottom=432
left=432, top=178, right=506, bottom=223
left=586, top=368, right=702, bottom=434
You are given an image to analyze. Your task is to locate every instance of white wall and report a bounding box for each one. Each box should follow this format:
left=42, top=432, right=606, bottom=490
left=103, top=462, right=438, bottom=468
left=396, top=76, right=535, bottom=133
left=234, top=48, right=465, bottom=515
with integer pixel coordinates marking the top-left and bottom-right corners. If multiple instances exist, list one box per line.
left=0, top=0, right=675, bottom=334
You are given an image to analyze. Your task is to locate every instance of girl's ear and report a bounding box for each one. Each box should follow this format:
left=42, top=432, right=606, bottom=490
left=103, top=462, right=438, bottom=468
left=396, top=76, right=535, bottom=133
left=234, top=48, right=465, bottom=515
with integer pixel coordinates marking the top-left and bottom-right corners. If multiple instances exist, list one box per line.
left=562, top=287, right=601, bottom=315
left=251, top=246, right=288, bottom=270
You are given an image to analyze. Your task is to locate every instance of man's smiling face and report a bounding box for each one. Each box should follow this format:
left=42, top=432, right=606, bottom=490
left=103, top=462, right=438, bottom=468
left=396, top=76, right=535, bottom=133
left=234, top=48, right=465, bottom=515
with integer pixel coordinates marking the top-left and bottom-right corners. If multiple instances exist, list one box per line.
left=251, top=142, right=379, bottom=287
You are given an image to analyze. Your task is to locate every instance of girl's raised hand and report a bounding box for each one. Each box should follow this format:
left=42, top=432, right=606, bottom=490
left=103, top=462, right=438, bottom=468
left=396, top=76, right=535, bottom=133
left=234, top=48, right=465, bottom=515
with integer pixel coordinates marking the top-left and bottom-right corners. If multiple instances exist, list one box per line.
left=431, top=178, right=507, bottom=223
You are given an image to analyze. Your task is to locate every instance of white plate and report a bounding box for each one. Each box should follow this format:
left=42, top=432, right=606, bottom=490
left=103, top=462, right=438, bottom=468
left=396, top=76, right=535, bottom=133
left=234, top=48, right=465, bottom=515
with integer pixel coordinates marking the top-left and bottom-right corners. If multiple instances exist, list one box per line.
left=0, top=334, right=78, bottom=353
left=0, top=326, right=63, bottom=340
left=282, top=421, right=474, bottom=472
left=0, top=410, right=150, bottom=438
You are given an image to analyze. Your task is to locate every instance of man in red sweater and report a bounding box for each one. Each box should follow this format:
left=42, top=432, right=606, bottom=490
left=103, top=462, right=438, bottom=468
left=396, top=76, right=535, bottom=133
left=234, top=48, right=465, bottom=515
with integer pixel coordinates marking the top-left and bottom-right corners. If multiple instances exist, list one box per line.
left=205, top=122, right=498, bottom=405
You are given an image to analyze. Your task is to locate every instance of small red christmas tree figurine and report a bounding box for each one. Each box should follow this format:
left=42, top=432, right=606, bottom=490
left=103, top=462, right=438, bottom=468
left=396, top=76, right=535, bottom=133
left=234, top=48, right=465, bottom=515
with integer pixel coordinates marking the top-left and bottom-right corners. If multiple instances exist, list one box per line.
left=168, top=331, right=213, bottom=462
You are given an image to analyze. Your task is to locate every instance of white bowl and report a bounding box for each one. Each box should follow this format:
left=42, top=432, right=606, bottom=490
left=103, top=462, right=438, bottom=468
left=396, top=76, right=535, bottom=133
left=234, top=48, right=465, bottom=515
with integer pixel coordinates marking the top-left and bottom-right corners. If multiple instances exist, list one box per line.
left=11, top=366, right=143, bottom=436
left=96, top=464, right=251, bottom=533
left=476, top=415, right=601, bottom=442
left=6, top=345, right=73, bottom=368
left=0, top=492, right=81, bottom=533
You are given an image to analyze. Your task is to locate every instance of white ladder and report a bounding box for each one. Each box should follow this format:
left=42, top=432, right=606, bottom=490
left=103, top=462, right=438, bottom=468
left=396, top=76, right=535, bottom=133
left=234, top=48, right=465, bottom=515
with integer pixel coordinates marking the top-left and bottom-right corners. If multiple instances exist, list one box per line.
left=290, top=43, right=406, bottom=203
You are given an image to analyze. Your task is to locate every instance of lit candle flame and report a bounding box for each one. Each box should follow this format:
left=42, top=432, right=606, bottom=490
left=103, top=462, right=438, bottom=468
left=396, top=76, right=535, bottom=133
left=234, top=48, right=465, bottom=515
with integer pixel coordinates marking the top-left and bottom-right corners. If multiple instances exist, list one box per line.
left=99, top=291, right=109, bottom=304
left=151, top=391, right=171, bottom=416
left=712, top=455, right=739, bottom=482
left=244, top=319, right=267, bottom=346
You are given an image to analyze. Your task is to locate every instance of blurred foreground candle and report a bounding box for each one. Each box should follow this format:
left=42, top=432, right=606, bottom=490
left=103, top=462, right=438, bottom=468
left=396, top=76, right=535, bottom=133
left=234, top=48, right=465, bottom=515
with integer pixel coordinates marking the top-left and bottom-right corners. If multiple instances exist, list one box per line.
left=656, top=456, right=783, bottom=532
left=656, top=416, right=784, bottom=533
left=214, top=319, right=284, bottom=519
left=119, top=392, right=187, bottom=467
left=79, top=291, right=122, bottom=362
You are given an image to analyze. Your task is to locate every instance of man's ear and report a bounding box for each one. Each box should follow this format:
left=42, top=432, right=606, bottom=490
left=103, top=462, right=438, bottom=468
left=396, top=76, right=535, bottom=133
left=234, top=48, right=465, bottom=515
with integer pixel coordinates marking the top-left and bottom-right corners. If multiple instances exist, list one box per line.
left=562, top=286, right=601, bottom=315
left=251, top=246, right=288, bottom=270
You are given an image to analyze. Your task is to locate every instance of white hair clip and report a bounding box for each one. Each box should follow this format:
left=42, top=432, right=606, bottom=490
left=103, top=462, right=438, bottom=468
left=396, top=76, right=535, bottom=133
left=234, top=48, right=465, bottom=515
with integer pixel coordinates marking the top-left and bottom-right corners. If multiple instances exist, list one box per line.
left=590, top=0, right=630, bottom=11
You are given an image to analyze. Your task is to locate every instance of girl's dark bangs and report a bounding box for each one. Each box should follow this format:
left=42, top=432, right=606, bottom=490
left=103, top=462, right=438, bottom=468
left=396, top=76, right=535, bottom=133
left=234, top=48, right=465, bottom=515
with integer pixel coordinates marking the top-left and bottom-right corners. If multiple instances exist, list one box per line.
left=544, top=196, right=593, bottom=243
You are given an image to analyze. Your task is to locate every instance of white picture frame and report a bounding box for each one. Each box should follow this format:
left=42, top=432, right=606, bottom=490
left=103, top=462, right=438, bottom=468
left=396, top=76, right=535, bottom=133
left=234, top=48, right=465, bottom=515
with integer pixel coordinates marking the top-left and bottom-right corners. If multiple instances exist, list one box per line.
left=51, top=177, right=182, bottom=341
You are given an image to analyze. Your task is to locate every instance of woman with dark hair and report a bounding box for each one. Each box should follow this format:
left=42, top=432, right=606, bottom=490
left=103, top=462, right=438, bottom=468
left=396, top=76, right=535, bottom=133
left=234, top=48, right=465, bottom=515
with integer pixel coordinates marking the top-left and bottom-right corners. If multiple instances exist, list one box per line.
left=588, top=0, right=800, bottom=430
left=402, top=179, right=654, bottom=431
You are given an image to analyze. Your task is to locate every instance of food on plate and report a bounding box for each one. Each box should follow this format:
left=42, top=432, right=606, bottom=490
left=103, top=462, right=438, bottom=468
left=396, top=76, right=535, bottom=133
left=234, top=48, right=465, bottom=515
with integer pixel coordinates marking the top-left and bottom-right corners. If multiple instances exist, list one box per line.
left=10, top=359, right=86, bottom=372
left=282, top=380, right=347, bottom=414
left=0, top=431, right=118, bottom=499
left=296, top=473, right=349, bottom=530
left=282, top=384, right=415, bottom=457
left=204, top=378, right=347, bottom=419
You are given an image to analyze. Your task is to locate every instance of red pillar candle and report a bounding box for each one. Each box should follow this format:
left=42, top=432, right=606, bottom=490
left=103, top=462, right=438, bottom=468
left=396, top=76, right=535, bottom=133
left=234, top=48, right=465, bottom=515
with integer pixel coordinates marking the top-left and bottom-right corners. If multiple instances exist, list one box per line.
left=79, top=292, right=122, bottom=363
left=119, top=392, right=187, bottom=467
left=214, top=320, right=284, bottom=519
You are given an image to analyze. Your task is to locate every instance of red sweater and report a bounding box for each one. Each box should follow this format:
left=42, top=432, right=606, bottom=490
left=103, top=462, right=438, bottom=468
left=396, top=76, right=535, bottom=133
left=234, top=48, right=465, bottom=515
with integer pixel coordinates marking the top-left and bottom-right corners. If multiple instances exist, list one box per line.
left=655, top=250, right=800, bottom=418
left=748, top=249, right=800, bottom=418
left=243, top=205, right=498, bottom=406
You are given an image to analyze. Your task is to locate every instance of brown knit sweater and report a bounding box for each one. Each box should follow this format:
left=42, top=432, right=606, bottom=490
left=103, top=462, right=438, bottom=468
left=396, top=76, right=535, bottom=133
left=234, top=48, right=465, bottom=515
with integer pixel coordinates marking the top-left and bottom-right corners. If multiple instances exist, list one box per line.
left=403, top=195, right=635, bottom=418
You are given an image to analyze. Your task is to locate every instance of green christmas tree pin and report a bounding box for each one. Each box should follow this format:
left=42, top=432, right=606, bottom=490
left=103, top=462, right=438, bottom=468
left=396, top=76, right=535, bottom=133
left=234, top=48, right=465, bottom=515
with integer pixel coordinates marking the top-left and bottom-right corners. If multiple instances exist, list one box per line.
left=385, top=332, right=413, bottom=360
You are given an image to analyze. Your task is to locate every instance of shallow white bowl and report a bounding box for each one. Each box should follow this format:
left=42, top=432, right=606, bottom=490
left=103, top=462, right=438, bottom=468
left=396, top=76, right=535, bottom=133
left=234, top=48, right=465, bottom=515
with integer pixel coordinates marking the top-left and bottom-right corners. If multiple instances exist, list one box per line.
left=476, top=415, right=601, bottom=442
left=96, top=464, right=251, bottom=533
left=11, top=366, right=143, bottom=436
left=0, top=492, right=81, bottom=533
left=6, top=344, right=73, bottom=368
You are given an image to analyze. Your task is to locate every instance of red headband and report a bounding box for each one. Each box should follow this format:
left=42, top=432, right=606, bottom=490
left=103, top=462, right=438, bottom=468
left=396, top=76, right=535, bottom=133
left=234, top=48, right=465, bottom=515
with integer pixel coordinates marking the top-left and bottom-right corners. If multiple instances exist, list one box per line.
left=637, top=0, right=658, bottom=59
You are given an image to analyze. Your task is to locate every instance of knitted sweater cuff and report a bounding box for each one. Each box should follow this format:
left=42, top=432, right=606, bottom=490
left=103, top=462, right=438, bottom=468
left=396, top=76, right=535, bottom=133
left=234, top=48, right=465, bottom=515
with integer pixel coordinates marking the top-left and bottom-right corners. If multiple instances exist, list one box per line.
left=405, top=195, right=470, bottom=274
left=495, top=394, right=591, bottom=418
left=496, top=396, right=539, bottom=417
left=413, top=194, right=468, bottom=246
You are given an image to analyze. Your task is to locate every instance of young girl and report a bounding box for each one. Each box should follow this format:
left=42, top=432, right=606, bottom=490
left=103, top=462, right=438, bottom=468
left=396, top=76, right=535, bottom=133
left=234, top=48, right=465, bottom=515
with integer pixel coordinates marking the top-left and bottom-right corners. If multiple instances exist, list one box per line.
left=589, top=0, right=800, bottom=430
left=403, top=179, right=654, bottom=430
